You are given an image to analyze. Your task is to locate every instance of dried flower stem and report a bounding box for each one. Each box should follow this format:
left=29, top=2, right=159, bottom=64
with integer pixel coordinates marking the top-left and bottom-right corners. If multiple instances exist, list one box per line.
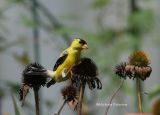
left=31, top=0, right=41, bottom=113
left=33, top=87, right=40, bottom=115
left=55, top=100, right=66, bottom=115
left=78, top=84, right=85, bottom=115
left=136, top=78, right=143, bottom=112
left=104, top=79, right=124, bottom=115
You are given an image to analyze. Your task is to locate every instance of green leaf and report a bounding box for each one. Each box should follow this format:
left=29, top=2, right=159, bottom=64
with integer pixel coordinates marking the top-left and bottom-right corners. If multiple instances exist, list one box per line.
left=148, top=86, right=160, bottom=100
left=5, top=81, right=19, bottom=93
left=0, top=87, right=5, bottom=98
left=12, top=95, right=21, bottom=115
left=128, top=10, right=153, bottom=33
left=92, top=0, right=109, bottom=8
left=54, top=27, right=69, bottom=35
left=20, top=15, right=36, bottom=28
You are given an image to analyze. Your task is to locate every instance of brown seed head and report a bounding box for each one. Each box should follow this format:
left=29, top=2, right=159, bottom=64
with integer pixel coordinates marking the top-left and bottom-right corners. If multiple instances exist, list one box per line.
left=22, top=63, right=48, bottom=87
left=128, top=51, right=149, bottom=66
left=71, top=58, right=102, bottom=90
left=61, top=85, right=78, bottom=102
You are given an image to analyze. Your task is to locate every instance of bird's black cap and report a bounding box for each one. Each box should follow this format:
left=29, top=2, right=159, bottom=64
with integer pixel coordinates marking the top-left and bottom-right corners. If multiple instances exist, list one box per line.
left=79, top=38, right=87, bottom=45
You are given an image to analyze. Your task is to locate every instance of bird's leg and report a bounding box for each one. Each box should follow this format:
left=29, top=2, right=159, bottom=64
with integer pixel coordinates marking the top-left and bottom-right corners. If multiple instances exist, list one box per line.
left=66, top=65, right=75, bottom=76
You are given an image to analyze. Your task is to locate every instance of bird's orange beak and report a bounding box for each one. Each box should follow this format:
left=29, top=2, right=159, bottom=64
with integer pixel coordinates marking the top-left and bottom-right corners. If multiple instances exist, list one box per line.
left=82, top=44, right=88, bottom=49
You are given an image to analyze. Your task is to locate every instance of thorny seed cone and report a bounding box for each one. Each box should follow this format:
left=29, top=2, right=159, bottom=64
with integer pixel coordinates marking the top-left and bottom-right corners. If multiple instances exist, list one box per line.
left=128, top=51, right=150, bottom=67
left=22, top=63, right=48, bottom=87
left=72, top=58, right=98, bottom=77
left=61, top=85, right=78, bottom=102
left=115, top=51, right=152, bottom=81
left=71, top=58, right=102, bottom=89
left=19, top=63, right=49, bottom=106
left=115, top=62, right=127, bottom=79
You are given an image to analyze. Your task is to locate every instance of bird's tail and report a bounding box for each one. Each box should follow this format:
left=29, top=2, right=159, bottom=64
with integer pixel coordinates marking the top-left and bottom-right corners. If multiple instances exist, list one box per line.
left=46, top=79, right=56, bottom=88
left=46, top=70, right=56, bottom=87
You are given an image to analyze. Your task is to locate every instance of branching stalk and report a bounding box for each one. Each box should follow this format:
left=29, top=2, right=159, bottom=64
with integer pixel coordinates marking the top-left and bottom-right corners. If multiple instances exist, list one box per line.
left=33, top=87, right=40, bottom=115
left=104, top=79, right=124, bottom=115
left=55, top=100, right=66, bottom=115
left=136, top=78, right=143, bottom=112
left=78, top=84, right=85, bottom=115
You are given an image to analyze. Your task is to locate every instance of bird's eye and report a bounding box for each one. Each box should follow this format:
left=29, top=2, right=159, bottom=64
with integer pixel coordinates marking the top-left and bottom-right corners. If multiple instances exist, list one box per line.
left=79, top=39, right=87, bottom=45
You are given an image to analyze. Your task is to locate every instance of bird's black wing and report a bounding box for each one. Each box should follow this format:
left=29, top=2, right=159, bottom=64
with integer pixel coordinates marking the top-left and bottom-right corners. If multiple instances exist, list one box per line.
left=47, top=51, right=68, bottom=88
left=53, top=51, right=68, bottom=71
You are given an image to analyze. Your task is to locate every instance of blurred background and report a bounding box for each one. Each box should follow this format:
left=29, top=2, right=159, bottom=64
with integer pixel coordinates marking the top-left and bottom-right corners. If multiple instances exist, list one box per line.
left=0, top=0, right=160, bottom=115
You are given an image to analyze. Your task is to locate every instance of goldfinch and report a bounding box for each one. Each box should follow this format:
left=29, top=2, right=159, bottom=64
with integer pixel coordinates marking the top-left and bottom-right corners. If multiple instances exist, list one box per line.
left=46, top=38, right=88, bottom=87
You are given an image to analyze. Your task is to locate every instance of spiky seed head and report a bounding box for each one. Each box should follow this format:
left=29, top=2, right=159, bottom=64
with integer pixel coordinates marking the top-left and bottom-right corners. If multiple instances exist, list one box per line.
left=19, top=63, right=48, bottom=106
left=72, top=58, right=98, bottom=78
left=61, top=85, right=78, bottom=102
left=22, top=63, right=48, bottom=87
left=71, top=58, right=102, bottom=90
left=114, top=62, right=127, bottom=79
left=128, top=51, right=149, bottom=66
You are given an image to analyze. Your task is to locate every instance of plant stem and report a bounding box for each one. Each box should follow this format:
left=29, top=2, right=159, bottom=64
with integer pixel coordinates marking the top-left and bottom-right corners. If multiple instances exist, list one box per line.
left=11, top=95, right=21, bottom=115
left=78, top=84, right=85, bottom=115
left=104, top=79, right=124, bottom=115
left=33, top=87, right=40, bottom=115
left=130, top=0, right=143, bottom=112
left=55, top=100, right=66, bottom=115
left=31, top=0, right=40, bottom=63
left=136, top=78, right=143, bottom=112
left=130, top=0, right=139, bottom=13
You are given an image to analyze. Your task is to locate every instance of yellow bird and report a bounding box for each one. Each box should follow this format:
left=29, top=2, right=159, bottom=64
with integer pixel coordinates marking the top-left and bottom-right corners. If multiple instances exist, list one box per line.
left=47, top=38, right=88, bottom=87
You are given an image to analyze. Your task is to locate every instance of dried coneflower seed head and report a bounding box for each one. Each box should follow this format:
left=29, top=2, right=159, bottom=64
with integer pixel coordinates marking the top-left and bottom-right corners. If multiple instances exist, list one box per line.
left=19, top=63, right=49, bottom=106
left=61, top=85, right=78, bottom=102
left=128, top=51, right=152, bottom=80
left=114, top=62, right=152, bottom=81
left=128, top=51, right=149, bottom=67
left=114, top=62, right=127, bottom=79
left=115, top=51, right=152, bottom=81
left=71, top=58, right=102, bottom=90
left=72, top=58, right=98, bottom=77
left=22, top=63, right=48, bottom=87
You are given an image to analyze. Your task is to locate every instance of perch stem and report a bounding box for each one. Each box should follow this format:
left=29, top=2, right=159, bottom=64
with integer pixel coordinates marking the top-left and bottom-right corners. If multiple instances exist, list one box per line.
left=56, top=100, right=66, bottom=115
left=104, top=79, right=124, bottom=115
left=136, top=78, right=143, bottom=112
left=33, top=87, right=40, bottom=115
left=78, top=84, right=85, bottom=115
